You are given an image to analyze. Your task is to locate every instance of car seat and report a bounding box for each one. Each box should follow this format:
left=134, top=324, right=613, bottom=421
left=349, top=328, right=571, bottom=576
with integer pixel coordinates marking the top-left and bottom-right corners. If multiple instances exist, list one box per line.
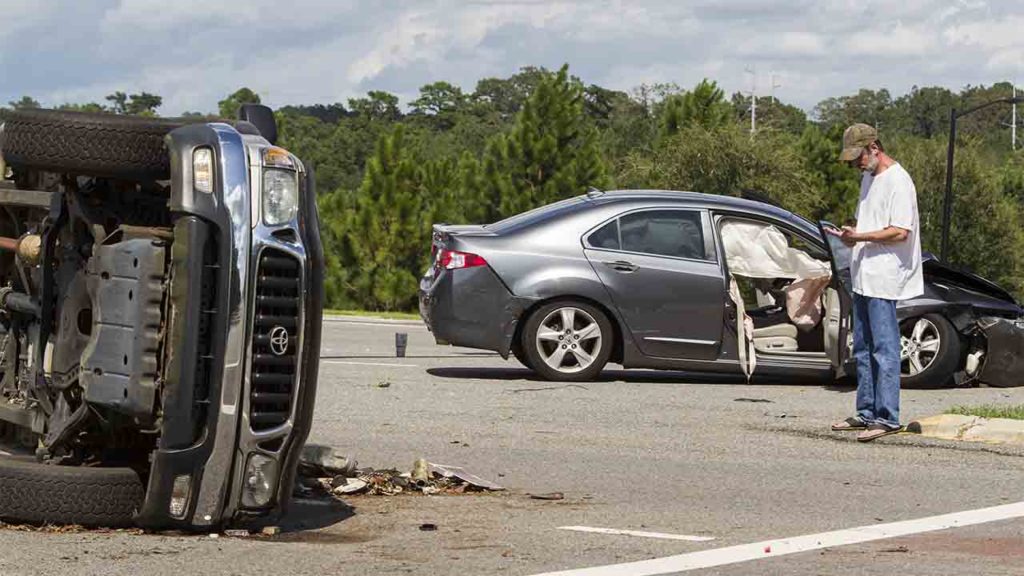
left=751, top=322, right=799, bottom=352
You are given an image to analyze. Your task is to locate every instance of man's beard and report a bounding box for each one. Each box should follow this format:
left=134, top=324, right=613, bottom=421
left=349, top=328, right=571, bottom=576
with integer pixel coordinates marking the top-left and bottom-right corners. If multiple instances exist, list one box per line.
left=862, top=152, right=880, bottom=173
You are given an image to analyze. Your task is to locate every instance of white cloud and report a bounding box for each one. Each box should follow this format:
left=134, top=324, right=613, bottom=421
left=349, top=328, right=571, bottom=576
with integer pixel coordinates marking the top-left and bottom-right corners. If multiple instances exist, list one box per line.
left=2, top=0, right=1022, bottom=114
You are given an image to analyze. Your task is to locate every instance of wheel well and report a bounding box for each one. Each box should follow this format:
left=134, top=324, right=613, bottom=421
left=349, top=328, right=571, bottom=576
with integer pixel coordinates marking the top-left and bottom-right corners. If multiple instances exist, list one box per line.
left=513, top=295, right=624, bottom=364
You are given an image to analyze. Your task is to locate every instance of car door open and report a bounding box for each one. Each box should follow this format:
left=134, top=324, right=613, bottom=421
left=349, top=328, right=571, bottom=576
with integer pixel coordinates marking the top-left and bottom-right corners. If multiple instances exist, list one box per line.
left=818, top=221, right=854, bottom=376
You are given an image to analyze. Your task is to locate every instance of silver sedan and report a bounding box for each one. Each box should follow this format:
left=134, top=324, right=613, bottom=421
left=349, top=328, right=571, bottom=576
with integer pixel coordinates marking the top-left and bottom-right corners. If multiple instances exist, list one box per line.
left=419, top=190, right=1024, bottom=388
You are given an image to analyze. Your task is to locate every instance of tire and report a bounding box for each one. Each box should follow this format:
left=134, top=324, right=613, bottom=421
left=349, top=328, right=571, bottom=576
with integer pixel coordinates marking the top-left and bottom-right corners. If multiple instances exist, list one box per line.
left=1, top=109, right=190, bottom=180
left=521, top=300, right=613, bottom=382
left=0, top=457, right=144, bottom=527
left=511, top=342, right=535, bottom=371
left=899, top=313, right=961, bottom=389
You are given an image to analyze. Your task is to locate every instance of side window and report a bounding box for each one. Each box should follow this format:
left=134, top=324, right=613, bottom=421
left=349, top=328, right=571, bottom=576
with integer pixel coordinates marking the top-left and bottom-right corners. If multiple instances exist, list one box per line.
left=620, top=210, right=709, bottom=260
left=587, top=220, right=620, bottom=250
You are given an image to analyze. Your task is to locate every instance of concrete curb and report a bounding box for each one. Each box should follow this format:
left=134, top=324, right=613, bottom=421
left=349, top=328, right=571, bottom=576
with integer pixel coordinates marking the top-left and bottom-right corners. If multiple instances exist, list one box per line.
left=906, top=414, right=1024, bottom=445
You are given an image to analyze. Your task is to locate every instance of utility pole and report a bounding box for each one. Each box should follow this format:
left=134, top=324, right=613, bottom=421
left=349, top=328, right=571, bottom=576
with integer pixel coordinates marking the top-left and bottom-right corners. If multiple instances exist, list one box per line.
left=769, top=73, right=782, bottom=105
left=1000, top=84, right=1019, bottom=151
left=745, top=67, right=757, bottom=135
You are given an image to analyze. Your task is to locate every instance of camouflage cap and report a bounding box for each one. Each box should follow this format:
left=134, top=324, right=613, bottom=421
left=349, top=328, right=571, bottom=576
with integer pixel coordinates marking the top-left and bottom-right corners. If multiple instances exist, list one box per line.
left=838, top=123, right=878, bottom=162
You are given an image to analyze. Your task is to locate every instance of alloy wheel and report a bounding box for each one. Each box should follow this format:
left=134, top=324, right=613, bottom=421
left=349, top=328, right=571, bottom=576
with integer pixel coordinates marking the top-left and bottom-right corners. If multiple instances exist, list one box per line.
left=900, top=317, right=941, bottom=376
left=535, top=307, right=603, bottom=374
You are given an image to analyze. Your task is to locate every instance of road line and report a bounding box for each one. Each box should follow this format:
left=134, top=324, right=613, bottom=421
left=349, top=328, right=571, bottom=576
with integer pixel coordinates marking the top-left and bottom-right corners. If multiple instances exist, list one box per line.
left=322, top=360, right=420, bottom=368
left=533, top=501, right=1024, bottom=576
left=558, top=526, right=714, bottom=542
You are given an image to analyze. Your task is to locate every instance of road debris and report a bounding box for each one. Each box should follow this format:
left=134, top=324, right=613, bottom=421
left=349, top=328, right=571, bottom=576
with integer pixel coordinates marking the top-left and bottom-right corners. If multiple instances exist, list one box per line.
left=529, top=492, right=565, bottom=501
left=511, top=384, right=589, bottom=393
left=419, top=523, right=438, bottom=531
left=735, top=397, right=773, bottom=403
left=396, top=332, right=408, bottom=357
left=261, top=526, right=281, bottom=536
left=297, top=454, right=505, bottom=498
left=223, top=529, right=251, bottom=537
left=299, top=444, right=358, bottom=478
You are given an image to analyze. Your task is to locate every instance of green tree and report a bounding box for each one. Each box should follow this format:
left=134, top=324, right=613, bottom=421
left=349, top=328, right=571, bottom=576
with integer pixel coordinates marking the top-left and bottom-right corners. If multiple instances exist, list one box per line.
left=813, top=89, right=894, bottom=133
left=104, top=91, right=163, bottom=116
left=8, top=96, right=40, bottom=110
left=218, top=87, right=261, bottom=119
left=58, top=102, right=107, bottom=113
left=731, top=93, right=809, bottom=135
left=893, top=86, right=955, bottom=138
left=895, top=135, right=1024, bottom=294
left=618, top=124, right=823, bottom=215
left=473, top=66, right=553, bottom=121
left=797, top=124, right=861, bottom=223
left=332, top=125, right=427, bottom=310
left=476, top=65, right=610, bottom=220
left=347, top=90, right=401, bottom=122
left=660, top=79, right=732, bottom=139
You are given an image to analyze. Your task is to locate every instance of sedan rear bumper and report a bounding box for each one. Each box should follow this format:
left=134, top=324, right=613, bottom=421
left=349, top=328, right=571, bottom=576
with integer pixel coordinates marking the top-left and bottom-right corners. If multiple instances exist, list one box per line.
left=419, top=266, right=532, bottom=358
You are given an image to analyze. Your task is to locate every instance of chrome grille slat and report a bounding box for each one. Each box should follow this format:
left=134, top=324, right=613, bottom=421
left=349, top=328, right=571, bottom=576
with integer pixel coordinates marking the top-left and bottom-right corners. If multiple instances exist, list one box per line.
left=248, top=249, right=301, bottom=431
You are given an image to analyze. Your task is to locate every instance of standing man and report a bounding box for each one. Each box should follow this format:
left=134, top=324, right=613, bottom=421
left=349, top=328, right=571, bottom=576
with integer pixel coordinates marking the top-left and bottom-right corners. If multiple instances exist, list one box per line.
left=829, top=123, right=923, bottom=442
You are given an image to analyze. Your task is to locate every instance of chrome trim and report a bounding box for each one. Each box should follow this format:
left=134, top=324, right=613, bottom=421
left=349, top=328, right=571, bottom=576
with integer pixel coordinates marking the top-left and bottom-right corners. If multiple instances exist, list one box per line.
left=644, top=336, right=718, bottom=346
left=191, top=124, right=253, bottom=526
left=223, top=138, right=308, bottom=516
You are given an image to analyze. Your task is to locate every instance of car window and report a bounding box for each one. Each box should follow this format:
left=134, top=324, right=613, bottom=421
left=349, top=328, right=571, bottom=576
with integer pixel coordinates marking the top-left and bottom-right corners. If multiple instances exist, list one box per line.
left=586, top=220, right=620, bottom=250
left=619, top=210, right=709, bottom=260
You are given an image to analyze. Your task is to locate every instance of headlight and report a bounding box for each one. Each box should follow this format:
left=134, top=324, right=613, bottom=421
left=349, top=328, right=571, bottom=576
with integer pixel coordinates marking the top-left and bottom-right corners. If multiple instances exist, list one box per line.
left=193, top=148, right=214, bottom=193
left=263, top=168, right=298, bottom=225
left=242, top=454, right=278, bottom=508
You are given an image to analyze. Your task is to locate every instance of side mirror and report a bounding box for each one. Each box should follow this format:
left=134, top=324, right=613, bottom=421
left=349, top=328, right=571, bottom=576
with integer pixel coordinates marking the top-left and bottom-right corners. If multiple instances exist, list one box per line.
left=238, top=104, right=278, bottom=145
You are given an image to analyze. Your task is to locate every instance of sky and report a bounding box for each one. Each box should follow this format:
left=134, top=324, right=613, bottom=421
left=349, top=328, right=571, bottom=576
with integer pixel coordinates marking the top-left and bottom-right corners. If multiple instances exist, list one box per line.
left=1, top=0, right=1021, bottom=116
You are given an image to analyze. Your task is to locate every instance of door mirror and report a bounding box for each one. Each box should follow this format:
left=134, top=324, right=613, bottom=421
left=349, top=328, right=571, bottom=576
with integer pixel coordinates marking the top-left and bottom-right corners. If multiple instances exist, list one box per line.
left=238, top=104, right=278, bottom=145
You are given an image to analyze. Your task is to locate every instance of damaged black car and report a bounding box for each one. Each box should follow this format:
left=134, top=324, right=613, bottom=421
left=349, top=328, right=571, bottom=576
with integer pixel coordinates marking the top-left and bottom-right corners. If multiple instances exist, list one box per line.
left=0, top=107, right=323, bottom=529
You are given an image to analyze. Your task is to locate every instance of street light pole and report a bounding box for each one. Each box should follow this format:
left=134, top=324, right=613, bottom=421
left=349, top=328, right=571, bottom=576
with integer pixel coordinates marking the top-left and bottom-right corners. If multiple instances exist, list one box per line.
left=939, top=96, right=1024, bottom=263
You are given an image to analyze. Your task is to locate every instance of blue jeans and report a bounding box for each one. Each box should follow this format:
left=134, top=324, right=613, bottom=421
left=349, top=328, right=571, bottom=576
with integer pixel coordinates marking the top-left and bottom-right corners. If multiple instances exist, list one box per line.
left=852, top=293, right=901, bottom=429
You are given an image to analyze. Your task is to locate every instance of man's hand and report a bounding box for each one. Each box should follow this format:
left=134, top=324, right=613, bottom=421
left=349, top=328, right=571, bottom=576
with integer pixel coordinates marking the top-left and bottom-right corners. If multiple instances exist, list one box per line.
left=839, top=226, right=859, bottom=247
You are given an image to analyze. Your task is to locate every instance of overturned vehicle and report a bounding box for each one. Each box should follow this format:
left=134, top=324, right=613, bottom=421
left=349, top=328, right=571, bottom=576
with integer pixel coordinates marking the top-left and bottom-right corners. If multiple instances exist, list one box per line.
left=420, top=190, right=1024, bottom=389
left=0, top=107, right=323, bottom=529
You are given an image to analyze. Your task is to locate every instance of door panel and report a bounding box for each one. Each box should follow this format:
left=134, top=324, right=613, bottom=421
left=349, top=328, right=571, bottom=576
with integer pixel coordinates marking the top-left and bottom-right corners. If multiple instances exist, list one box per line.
left=584, top=252, right=725, bottom=361
left=819, top=221, right=853, bottom=374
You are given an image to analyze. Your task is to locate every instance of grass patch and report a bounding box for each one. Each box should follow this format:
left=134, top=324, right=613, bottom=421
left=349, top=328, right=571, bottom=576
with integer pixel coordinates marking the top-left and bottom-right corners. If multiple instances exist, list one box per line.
left=945, top=404, right=1024, bottom=421
left=325, top=308, right=421, bottom=320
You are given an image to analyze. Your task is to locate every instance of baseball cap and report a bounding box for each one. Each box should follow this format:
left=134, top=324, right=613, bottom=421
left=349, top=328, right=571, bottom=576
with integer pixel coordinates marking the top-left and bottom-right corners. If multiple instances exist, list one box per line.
left=838, top=123, right=878, bottom=162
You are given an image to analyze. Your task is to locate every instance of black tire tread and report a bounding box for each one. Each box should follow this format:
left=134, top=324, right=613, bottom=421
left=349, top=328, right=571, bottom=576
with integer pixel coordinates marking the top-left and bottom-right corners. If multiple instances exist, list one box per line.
left=0, top=457, right=143, bottom=527
left=1, top=109, right=188, bottom=180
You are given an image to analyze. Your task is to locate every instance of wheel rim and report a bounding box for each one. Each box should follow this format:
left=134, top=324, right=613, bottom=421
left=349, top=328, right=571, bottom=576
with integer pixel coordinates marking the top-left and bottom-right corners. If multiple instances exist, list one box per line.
left=535, top=307, right=602, bottom=374
left=900, top=317, right=941, bottom=376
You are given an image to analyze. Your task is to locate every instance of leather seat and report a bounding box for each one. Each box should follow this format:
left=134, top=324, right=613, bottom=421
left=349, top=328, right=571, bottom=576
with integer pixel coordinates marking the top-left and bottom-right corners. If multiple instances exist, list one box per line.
left=752, top=322, right=799, bottom=352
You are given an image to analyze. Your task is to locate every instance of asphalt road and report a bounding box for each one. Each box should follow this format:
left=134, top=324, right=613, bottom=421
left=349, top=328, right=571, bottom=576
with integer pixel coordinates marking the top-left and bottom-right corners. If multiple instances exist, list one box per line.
left=1, top=316, right=1023, bottom=575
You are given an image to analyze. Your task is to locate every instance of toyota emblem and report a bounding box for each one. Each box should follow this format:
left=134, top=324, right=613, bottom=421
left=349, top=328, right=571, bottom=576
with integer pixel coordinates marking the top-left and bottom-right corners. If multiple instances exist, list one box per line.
left=269, top=326, right=290, bottom=356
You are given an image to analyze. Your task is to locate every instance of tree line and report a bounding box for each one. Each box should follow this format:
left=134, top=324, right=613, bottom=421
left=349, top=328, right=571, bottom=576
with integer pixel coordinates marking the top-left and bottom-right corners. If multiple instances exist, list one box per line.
left=5, top=67, right=1024, bottom=311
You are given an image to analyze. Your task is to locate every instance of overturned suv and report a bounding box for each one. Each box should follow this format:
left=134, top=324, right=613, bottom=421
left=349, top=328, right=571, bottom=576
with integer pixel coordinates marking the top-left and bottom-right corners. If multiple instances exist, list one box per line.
left=0, top=106, right=323, bottom=529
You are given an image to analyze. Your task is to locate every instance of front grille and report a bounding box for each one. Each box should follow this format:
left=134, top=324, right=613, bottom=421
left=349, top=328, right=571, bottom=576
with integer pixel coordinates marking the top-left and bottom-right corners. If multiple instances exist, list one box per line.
left=249, top=249, right=301, bottom=431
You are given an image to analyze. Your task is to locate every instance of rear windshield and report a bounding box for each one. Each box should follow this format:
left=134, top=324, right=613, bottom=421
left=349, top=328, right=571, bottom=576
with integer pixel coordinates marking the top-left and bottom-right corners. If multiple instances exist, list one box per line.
left=485, top=196, right=587, bottom=233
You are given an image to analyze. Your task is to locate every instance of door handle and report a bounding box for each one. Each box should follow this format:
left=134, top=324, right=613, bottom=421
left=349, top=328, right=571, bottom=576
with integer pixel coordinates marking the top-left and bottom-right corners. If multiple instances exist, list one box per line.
left=603, top=260, right=638, bottom=273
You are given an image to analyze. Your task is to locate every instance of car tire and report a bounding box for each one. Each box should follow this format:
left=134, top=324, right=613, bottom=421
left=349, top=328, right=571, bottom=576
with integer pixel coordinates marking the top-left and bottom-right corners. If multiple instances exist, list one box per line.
left=511, top=342, right=535, bottom=371
left=1, top=109, right=190, bottom=180
left=0, top=457, right=144, bottom=527
left=521, top=300, right=613, bottom=382
left=899, top=313, right=961, bottom=389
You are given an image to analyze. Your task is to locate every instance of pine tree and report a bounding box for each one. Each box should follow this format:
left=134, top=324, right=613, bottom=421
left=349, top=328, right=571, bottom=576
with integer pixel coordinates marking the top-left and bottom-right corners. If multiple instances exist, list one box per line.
left=337, top=125, right=426, bottom=311
left=476, top=65, right=609, bottom=220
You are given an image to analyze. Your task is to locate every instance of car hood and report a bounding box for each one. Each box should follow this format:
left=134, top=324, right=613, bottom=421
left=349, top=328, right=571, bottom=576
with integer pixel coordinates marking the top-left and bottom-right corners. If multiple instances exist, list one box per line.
left=923, top=254, right=1018, bottom=306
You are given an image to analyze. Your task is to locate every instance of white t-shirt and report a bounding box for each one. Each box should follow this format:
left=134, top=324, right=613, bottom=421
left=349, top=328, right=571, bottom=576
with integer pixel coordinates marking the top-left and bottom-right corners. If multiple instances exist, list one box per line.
left=851, top=163, right=924, bottom=301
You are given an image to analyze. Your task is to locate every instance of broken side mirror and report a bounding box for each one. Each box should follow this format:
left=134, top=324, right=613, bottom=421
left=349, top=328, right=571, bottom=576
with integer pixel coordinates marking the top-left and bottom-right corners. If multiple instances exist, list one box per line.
left=238, top=104, right=278, bottom=145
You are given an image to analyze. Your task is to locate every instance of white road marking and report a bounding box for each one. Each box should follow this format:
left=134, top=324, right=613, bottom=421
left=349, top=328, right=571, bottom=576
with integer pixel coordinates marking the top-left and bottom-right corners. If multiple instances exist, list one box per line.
left=533, top=501, right=1024, bottom=576
left=558, top=526, right=714, bottom=542
left=323, top=360, right=420, bottom=368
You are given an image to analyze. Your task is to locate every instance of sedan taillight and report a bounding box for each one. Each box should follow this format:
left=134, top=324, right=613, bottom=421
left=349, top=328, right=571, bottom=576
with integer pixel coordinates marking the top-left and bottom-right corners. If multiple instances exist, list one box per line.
left=439, top=249, right=487, bottom=270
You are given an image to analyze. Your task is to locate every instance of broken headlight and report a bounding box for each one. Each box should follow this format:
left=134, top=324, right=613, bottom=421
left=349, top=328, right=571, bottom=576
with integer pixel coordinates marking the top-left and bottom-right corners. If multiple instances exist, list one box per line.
left=241, top=453, right=278, bottom=508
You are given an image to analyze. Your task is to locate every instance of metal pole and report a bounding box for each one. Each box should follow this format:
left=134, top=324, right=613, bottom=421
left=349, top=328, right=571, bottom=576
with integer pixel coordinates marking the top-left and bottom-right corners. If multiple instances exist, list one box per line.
left=941, top=107, right=957, bottom=263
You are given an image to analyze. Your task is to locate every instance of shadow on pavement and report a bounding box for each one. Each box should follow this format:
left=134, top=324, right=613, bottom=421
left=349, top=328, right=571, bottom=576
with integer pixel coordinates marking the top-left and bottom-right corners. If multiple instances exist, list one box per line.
left=321, top=353, right=498, bottom=360
left=276, top=496, right=356, bottom=534
left=427, top=366, right=825, bottom=386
